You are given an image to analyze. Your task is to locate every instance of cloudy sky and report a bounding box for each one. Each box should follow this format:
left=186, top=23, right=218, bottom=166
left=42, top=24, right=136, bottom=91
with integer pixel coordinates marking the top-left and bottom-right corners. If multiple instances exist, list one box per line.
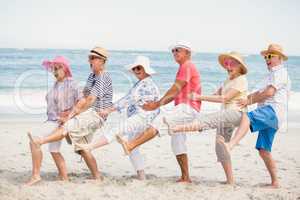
left=1, top=0, right=299, bottom=55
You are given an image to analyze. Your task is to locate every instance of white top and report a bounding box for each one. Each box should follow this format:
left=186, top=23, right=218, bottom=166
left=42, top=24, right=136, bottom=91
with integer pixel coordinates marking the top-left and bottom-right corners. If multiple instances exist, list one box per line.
left=257, top=65, right=291, bottom=127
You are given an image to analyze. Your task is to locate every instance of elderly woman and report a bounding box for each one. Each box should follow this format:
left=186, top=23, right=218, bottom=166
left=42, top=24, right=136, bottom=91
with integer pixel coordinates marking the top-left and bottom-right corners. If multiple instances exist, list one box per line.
left=166, top=52, right=248, bottom=185
left=26, top=56, right=82, bottom=186
left=77, top=56, right=160, bottom=180
left=29, top=46, right=113, bottom=181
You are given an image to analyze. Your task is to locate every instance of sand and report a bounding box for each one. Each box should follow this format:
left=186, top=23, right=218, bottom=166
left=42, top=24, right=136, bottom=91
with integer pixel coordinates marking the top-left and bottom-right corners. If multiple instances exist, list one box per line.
left=0, top=110, right=299, bottom=200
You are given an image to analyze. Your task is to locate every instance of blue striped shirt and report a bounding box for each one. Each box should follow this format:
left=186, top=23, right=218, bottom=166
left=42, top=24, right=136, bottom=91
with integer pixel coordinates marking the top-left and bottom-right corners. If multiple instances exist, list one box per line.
left=83, top=72, right=113, bottom=111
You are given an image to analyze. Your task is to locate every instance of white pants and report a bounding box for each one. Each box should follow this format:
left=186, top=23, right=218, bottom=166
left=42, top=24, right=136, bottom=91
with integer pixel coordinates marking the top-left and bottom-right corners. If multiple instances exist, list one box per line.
left=31, top=121, right=62, bottom=152
left=150, top=103, right=199, bottom=155
left=102, top=114, right=149, bottom=171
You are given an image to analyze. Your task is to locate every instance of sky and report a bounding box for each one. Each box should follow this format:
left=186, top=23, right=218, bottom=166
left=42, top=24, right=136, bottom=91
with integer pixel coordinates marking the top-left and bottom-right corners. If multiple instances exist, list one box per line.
left=1, top=0, right=300, bottom=55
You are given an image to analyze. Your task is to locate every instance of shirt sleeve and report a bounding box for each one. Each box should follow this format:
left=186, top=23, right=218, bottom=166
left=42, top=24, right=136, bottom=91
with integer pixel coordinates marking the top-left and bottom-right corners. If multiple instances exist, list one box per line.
left=269, top=70, right=288, bottom=90
left=230, top=76, right=248, bottom=92
left=176, top=62, right=193, bottom=82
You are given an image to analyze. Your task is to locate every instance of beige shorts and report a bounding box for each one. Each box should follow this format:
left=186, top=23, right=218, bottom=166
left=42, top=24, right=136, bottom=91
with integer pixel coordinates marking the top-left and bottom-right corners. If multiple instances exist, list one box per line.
left=63, top=109, right=104, bottom=153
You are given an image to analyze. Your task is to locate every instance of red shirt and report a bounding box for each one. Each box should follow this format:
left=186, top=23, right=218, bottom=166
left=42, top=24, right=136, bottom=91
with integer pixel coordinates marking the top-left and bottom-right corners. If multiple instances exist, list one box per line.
left=174, top=60, right=201, bottom=111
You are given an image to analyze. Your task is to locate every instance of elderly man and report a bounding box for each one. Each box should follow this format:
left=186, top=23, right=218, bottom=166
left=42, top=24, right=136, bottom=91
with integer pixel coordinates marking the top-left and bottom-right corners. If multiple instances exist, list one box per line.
left=29, top=46, right=113, bottom=180
left=220, top=44, right=291, bottom=188
left=117, top=41, right=201, bottom=183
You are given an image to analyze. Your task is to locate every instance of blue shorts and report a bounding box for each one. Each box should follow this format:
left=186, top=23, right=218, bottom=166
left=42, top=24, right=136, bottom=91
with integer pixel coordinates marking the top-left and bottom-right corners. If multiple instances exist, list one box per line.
left=247, top=105, right=278, bottom=152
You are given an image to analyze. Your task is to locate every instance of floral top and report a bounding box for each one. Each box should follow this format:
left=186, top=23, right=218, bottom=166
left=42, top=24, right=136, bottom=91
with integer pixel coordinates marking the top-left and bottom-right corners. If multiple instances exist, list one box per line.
left=114, top=76, right=160, bottom=122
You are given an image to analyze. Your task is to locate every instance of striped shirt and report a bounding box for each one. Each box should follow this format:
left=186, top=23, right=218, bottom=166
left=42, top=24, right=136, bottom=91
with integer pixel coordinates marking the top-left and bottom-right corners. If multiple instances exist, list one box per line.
left=83, top=72, right=113, bottom=111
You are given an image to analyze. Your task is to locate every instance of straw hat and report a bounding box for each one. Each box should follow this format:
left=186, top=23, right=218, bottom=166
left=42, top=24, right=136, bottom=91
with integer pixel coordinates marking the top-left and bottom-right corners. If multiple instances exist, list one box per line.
left=218, top=51, right=248, bottom=75
left=42, top=56, right=72, bottom=77
left=125, top=56, right=156, bottom=75
left=89, top=46, right=109, bottom=60
left=260, top=44, right=288, bottom=61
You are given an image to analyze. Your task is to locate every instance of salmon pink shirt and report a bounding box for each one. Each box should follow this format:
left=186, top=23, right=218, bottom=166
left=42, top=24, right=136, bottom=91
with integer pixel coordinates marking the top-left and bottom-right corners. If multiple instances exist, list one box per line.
left=174, top=60, right=201, bottom=111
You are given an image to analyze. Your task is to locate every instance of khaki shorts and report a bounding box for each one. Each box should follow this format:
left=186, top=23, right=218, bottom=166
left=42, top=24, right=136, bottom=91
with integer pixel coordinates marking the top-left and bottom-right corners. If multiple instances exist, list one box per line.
left=63, top=109, right=104, bottom=153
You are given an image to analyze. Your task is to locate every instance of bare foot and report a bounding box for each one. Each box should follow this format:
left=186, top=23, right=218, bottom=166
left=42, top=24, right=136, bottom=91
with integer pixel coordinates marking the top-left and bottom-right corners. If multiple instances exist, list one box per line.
left=25, top=176, right=42, bottom=186
left=162, top=117, right=175, bottom=135
left=116, top=134, right=131, bottom=155
left=176, top=177, right=192, bottom=183
left=260, top=182, right=280, bottom=189
left=89, top=175, right=104, bottom=182
left=216, top=136, right=231, bottom=161
left=136, top=170, right=146, bottom=180
left=57, top=176, right=69, bottom=182
left=220, top=180, right=234, bottom=185
left=27, top=132, right=42, bottom=149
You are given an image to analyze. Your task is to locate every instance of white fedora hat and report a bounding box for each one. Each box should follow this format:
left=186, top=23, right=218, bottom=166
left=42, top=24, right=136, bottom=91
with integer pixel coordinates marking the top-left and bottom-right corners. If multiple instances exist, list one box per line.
left=125, top=56, right=156, bottom=75
left=169, top=40, right=192, bottom=52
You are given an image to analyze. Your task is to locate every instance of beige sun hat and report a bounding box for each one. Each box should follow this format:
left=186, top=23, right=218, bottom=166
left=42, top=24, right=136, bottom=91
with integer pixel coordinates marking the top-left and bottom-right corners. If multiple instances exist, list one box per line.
left=260, top=43, right=288, bottom=61
left=218, top=51, right=248, bottom=75
left=125, top=56, right=156, bottom=75
left=89, top=46, right=109, bottom=60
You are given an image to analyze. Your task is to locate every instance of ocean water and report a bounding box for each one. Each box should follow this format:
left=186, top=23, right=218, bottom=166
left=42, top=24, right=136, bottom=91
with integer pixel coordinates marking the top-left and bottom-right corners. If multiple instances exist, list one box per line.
left=0, top=48, right=299, bottom=118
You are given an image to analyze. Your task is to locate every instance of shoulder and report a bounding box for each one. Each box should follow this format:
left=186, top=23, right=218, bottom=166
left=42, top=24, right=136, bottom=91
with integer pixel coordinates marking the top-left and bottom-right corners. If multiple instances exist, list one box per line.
left=67, top=79, right=80, bottom=89
left=181, top=60, right=196, bottom=69
left=96, top=72, right=112, bottom=82
left=236, top=75, right=248, bottom=83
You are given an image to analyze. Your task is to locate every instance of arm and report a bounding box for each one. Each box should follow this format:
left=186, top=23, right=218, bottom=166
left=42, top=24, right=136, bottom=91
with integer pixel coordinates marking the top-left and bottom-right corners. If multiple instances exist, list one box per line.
left=190, top=88, right=240, bottom=104
left=200, top=88, right=240, bottom=103
left=159, top=79, right=186, bottom=106
left=114, top=90, right=135, bottom=112
left=143, top=79, right=186, bottom=110
left=247, top=86, right=276, bottom=105
left=213, top=87, right=222, bottom=95
left=62, top=95, right=97, bottom=122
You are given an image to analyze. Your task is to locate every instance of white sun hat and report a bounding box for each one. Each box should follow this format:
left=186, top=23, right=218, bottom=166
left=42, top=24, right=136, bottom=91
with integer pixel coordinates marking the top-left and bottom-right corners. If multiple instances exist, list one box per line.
left=169, top=41, right=192, bottom=52
left=125, top=56, right=156, bottom=75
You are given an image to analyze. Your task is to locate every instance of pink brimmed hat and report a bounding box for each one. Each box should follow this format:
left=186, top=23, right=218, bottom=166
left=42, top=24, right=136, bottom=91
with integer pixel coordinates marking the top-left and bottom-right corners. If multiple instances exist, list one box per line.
left=42, top=56, right=72, bottom=77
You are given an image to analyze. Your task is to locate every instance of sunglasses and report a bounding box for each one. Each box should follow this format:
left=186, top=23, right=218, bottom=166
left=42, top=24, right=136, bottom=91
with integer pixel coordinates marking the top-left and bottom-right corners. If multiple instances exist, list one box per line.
left=264, top=54, right=278, bottom=60
left=52, top=64, right=64, bottom=71
left=89, top=55, right=100, bottom=61
left=172, top=48, right=182, bottom=53
left=132, top=66, right=142, bottom=71
left=223, top=58, right=240, bottom=69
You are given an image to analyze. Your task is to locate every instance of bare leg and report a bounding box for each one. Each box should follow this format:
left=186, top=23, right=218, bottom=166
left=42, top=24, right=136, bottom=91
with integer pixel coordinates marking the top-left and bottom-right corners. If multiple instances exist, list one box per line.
left=50, top=152, right=69, bottom=181
left=76, top=136, right=109, bottom=151
left=25, top=141, right=43, bottom=186
left=79, top=150, right=102, bottom=180
left=221, top=161, right=234, bottom=184
left=163, top=117, right=203, bottom=134
left=29, top=127, right=66, bottom=146
left=116, top=127, right=158, bottom=155
left=258, top=149, right=279, bottom=188
left=227, top=113, right=250, bottom=149
left=175, top=154, right=191, bottom=183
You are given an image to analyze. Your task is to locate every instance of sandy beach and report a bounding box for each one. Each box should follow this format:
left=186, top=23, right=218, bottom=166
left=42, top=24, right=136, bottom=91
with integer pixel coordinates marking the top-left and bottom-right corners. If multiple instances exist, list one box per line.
left=0, top=107, right=299, bottom=200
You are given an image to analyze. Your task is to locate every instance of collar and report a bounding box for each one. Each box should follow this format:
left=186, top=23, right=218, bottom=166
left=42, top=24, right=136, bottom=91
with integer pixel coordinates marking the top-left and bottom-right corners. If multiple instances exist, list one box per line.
left=269, top=64, right=284, bottom=72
